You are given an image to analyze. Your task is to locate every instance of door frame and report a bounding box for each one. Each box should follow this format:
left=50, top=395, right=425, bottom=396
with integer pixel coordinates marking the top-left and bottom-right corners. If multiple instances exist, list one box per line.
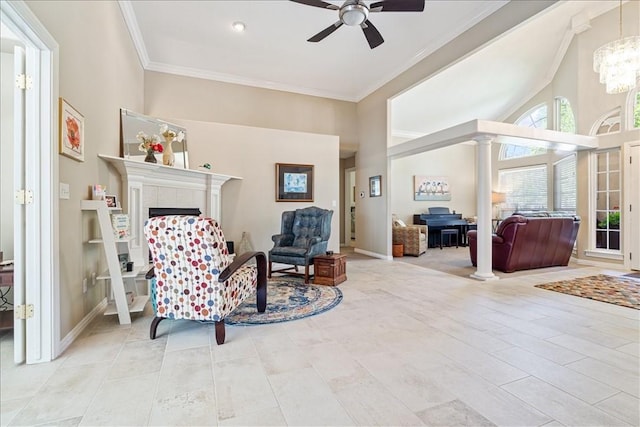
left=1, top=0, right=59, bottom=363
left=624, top=141, right=640, bottom=270
left=344, top=167, right=356, bottom=247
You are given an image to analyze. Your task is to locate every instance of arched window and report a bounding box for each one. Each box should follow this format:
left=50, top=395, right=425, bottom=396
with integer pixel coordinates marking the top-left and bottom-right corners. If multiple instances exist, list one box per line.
left=516, top=103, right=547, bottom=129
left=591, top=108, right=621, bottom=135
left=500, top=104, right=548, bottom=160
left=555, top=97, right=576, bottom=133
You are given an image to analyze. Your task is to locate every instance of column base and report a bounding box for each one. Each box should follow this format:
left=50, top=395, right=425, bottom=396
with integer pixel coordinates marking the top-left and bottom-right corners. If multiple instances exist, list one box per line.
left=470, top=271, right=499, bottom=281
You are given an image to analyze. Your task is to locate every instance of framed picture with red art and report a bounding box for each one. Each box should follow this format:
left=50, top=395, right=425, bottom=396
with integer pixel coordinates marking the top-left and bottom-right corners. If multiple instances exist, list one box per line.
left=59, top=97, right=84, bottom=162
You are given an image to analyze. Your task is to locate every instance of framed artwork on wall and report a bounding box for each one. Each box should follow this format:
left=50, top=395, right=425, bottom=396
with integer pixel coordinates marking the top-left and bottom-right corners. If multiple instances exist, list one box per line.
left=414, top=175, right=451, bottom=201
left=276, top=163, right=314, bottom=202
left=59, top=97, right=85, bottom=162
left=369, top=175, right=382, bottom=197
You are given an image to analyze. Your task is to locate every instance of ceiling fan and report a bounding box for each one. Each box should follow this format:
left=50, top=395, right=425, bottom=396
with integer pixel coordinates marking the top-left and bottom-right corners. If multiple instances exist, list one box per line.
left=290, top=0, right=425, bottom=49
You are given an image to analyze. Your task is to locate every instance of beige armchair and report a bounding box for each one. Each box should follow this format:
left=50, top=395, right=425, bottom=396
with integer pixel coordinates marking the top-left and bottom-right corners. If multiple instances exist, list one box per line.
left=392, top=222, right=427, bottom=256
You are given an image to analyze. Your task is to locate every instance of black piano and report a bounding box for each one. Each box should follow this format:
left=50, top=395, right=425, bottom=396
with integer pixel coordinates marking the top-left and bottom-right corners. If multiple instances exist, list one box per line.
left=413, top=207, right=473, bottom=247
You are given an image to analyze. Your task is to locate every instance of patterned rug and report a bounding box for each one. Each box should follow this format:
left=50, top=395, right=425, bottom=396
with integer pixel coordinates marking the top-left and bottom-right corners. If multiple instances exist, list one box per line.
left=535, top=274, right=640, bottom=309
left=224, top=277, right=343, bottom=325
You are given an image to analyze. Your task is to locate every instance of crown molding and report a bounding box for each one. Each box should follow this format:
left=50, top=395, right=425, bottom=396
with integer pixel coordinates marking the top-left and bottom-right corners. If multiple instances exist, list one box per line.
left=118, top=0, right=149, bottom=68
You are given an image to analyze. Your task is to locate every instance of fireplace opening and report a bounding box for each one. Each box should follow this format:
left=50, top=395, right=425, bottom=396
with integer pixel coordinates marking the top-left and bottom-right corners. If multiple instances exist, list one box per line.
left=148, top=207, right=202, bottom=218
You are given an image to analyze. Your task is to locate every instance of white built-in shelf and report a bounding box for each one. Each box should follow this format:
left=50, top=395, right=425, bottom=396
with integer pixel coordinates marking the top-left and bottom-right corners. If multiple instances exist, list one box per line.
left=81, top=199, right=147, bottom=325
left=96, top=265, right=146, bottom=281
left=88, top=237, right=134, bottom=244
left=104, top=294, right=149, bottom=316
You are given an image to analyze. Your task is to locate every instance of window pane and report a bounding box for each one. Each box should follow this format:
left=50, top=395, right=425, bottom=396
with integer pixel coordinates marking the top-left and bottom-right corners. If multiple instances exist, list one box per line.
left=610, top=173, right=620, bottom=191
left=596, top=194, right=608, bottom=210
left=597, top=153, right=608, bottom=172
left=557, top=97, right=576, bottom=133
left=597, top=173, right=607, bottom=189
left=635, top=92, right=640, bottom=128
left=610, top=191, right=621, bottom=209
left=499, top=165, right=547, bottom=213
left=610, top=152, right=620, bottom=171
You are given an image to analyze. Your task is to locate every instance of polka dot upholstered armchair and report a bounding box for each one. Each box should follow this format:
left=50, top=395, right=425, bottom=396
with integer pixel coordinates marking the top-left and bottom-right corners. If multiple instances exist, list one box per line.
left=144, top=216, right=267, bottom=345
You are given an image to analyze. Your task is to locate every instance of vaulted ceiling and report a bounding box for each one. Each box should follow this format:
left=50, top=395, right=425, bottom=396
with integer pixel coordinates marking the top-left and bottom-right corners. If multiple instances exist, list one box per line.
left=119, top=1, right=618, bottom=151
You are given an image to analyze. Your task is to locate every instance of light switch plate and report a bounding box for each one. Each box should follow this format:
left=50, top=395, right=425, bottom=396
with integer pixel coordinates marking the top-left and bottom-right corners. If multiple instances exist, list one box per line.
left=59, top=182, right=70, bottom=199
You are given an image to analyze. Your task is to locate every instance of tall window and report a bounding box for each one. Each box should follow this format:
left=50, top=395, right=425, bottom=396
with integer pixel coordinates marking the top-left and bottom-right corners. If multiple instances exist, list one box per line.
left=594, top=149, right=621, bottom=251
left=500, top=104, right=548, bottom=160
left=555, top=97, right=576, bottom=133
left=499, top=165, right=548, bottom=214
left=554, top=154, right=576, bottom=213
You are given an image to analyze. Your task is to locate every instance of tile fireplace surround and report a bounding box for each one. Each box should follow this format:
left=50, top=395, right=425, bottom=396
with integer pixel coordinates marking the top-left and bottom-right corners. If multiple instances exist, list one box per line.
left=98, top=154, right=240, bottom=266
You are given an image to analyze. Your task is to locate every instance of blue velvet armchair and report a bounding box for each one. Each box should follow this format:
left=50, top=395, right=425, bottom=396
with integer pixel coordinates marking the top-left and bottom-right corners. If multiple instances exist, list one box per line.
left=268, top=206, right=333, bottom=283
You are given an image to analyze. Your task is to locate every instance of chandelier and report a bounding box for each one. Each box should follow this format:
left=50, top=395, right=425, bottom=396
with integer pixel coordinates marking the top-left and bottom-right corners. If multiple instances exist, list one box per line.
left=592, top=1, right=640, bottom=94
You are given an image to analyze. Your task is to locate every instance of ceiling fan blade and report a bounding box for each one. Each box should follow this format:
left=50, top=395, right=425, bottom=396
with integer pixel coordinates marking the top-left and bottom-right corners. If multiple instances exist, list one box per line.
left=361, top=20, right=384, bottom=49
left=308, top=21, right=344, bottom=42
left=290, top=0, right=339, bottom=10
left=369, top=0, right=425, bottom=12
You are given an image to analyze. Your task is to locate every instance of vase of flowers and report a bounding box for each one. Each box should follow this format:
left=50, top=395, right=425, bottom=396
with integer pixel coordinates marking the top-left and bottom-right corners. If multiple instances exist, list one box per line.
left=137, top=131, right=163, bottom=163
left=159, top=124, right=185, bottom=167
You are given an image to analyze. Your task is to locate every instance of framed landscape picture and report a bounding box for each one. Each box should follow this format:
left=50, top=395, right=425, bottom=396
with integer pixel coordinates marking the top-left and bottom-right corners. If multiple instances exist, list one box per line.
left=59, top=97, right=85, bottom=162
left=276, top=163, right=314, bottom=202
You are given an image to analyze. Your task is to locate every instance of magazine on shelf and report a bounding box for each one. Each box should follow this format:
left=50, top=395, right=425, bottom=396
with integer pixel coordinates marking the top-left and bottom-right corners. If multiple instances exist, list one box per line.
left=111, top=213, right=130, bottom=240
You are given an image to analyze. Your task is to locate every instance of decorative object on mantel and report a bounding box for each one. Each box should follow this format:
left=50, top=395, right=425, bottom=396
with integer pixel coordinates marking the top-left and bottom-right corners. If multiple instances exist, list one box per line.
left=137, top=131, right=163, bottom=163
left=159, top=123, right=185, bottom=167
left=120, top=109, right=189, bottom=169
left=592, top=0, right=640, bottom=94
left=198, top=163, right=212, bottom=171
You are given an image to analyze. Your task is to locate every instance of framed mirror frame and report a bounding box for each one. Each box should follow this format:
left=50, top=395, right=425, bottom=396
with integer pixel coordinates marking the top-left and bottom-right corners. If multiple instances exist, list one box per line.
left=119, top=108, right=189, bottom=169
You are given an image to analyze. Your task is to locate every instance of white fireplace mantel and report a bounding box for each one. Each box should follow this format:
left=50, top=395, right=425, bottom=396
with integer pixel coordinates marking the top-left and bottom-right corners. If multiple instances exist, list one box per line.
left=99, top=154, right=241, bottom=266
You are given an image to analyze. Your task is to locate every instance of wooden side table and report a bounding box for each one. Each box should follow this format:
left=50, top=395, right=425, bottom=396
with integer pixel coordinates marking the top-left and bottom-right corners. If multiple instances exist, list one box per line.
left=313, top=254, right=347, bottom=286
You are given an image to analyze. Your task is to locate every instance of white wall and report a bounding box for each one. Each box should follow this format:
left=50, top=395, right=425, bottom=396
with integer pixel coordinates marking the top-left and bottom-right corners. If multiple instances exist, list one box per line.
left=0, top=51, right=14, bottom=261
left=173, top=119, right=340, bottom=255
left=391, top=144, right=477, bottom=225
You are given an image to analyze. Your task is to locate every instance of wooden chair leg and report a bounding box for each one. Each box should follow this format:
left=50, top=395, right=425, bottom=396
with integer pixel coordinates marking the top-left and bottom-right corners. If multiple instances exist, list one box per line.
left=215, top=321, right=225, bottom=345
left=268, top=260, right=272, bottom=278
left=304, top=264, right=310, bottom=284
left=256, top=253, right=267, bottom=313
left=150, top=317, right=164, bottom=340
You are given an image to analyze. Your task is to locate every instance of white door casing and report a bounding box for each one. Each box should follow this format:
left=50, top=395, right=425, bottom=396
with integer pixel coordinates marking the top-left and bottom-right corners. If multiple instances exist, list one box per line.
left=2, top=0, right=59, bottom=364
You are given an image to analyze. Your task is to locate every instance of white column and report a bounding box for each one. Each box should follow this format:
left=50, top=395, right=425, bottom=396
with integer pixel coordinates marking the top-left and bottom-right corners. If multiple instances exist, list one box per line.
left=471, top=135, right=498, bottom=281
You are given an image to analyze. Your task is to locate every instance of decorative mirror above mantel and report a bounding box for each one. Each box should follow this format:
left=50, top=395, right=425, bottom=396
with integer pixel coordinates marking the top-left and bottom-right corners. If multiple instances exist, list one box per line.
left=119, top=108, right=189, bottom=169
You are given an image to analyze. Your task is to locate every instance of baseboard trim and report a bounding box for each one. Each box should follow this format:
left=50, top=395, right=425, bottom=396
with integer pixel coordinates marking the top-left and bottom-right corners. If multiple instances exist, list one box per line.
left=354, top=247, right=392, bottom=261
left=58, top=298, right=108, bottom=355
left=575, top=257, right=627, bottom=270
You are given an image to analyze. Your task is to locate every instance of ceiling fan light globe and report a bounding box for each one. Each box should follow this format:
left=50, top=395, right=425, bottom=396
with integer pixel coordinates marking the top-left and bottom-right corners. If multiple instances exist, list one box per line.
left=340, top=4, right=368, bottom=26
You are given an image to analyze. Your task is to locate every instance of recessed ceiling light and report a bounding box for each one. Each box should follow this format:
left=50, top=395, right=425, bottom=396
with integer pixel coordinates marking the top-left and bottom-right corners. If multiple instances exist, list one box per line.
left=232, top=21, right=246, bottom=32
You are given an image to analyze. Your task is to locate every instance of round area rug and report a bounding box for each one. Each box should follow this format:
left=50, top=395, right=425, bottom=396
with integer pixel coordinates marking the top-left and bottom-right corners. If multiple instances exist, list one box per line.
left=224, top=278, right=343, bottom=326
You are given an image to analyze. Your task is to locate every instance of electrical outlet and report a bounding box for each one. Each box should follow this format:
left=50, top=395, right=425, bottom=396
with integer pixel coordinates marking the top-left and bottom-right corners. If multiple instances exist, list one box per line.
left=91, top=272, right=96, bottom=285
left=82, top=278, right=87, bottom=294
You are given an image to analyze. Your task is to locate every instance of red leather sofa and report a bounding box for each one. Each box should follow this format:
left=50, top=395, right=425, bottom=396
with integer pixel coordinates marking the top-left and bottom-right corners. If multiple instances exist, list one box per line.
left=468, top=214, right=580, bottom=273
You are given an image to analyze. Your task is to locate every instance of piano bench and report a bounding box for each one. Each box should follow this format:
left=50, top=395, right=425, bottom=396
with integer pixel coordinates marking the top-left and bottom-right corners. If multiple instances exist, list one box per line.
left=440, top=229, right=459, bottom=249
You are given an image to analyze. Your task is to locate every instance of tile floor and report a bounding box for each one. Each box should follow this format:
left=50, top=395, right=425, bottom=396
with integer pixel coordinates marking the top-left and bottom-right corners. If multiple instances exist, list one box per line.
left=1, top=252, right=638, bottom=426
